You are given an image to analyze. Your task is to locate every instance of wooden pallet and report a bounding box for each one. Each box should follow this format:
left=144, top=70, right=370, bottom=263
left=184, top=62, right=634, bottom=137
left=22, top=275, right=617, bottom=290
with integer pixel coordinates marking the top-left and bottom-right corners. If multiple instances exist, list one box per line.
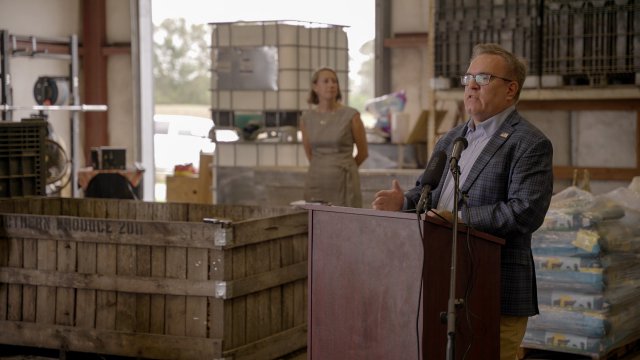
left=520, top=337, right=640, bottom=360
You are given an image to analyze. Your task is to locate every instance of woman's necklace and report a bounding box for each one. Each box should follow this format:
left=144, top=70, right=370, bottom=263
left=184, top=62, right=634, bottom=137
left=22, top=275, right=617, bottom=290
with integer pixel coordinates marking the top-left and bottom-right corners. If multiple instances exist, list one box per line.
left=319, top=111, right=336, bottom=125
left=318, top=107, right=338, bottom=125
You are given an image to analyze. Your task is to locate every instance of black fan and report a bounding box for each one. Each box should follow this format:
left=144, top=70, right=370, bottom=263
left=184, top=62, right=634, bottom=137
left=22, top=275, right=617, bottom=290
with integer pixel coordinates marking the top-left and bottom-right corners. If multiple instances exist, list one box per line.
left=43, top=127, right=71, bottom=196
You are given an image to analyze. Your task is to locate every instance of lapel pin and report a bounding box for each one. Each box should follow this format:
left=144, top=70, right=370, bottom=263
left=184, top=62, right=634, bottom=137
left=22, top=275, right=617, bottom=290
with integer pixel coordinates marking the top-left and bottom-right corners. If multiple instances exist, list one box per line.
left=500, top=132, right=509, bottom=139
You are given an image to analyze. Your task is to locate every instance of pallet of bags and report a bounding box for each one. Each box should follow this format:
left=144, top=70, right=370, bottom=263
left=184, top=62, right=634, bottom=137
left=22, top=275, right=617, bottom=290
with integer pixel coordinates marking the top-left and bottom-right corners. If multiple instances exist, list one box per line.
left=523, top=184, right=640, bottom=358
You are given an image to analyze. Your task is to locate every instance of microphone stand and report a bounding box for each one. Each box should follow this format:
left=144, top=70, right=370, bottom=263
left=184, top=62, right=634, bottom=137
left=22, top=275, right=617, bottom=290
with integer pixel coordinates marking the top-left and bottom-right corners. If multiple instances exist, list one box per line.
left=445, top=159, right=462, bottom=360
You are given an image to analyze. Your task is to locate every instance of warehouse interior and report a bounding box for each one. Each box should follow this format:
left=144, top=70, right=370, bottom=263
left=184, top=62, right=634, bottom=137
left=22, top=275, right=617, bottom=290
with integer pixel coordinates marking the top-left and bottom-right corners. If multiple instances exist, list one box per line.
left=1, top=0, right=640, bottom=359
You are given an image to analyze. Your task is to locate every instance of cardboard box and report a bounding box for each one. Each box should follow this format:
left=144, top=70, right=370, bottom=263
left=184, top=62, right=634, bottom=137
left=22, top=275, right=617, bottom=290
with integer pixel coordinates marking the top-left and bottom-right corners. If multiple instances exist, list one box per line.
left=166, top=152, right=214, bottom=204
left=91, top=146, right=126, bottom=170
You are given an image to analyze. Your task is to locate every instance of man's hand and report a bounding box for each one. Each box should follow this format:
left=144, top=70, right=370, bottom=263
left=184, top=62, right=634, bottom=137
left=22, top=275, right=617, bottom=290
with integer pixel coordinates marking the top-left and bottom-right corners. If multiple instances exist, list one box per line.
left=427, top=209, right=464, bottom=223
left=372, top=179, right=405, bottom=211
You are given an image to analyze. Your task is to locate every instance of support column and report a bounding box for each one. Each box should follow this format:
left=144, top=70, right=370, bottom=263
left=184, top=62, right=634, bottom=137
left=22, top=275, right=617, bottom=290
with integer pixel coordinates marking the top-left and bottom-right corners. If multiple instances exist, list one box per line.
left=375, top=0, right=391, bottom=96
left=82, top=0, right=109, bottom=166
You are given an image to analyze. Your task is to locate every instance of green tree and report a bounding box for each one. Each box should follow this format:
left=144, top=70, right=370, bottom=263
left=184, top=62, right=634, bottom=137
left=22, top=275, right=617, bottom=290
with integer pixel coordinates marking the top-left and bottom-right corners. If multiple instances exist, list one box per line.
left=356, top=39, right=375, bottom=96
left=153, top=18, right=210, bottom=104
left=348, top=39, right=374, bottom=112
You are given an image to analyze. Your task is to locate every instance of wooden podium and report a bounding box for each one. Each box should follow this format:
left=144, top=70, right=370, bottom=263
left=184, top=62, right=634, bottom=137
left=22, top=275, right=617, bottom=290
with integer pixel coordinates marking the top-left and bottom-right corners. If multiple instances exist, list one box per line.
left=305, top=205, right=504, bottom=359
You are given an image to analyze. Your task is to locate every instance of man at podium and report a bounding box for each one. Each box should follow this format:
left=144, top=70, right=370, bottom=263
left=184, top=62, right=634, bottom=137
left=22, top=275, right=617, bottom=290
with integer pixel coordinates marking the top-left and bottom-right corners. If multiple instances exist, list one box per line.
left=372, top=43, right=554, bottom=360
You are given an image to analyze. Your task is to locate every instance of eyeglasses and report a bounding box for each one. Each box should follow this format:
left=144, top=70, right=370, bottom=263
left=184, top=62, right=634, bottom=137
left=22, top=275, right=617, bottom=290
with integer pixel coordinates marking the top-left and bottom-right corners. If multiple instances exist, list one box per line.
left=460, top=73, right=513, bottom=86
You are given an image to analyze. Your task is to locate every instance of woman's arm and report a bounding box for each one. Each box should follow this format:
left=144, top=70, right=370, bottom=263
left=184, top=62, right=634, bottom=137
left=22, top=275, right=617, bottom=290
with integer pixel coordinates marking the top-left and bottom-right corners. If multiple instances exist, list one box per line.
left=300, top=117, right=312, bottom=161
left=352, top=112, right=369, bottom=166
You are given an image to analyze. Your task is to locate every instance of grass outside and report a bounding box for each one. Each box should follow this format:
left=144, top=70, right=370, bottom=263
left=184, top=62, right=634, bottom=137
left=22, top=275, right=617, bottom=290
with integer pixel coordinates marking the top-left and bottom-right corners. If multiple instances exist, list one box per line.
left=155, top=104, right=210, bottom=118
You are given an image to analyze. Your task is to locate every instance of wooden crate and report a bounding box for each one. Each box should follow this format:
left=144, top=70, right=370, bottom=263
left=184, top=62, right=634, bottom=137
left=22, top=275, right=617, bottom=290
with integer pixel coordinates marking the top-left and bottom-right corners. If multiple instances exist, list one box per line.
left=0, top=198, right=308, bottom=360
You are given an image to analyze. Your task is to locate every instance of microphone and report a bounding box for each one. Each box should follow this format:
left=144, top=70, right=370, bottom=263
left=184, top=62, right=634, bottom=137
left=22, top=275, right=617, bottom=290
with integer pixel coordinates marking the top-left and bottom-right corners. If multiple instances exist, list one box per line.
left=449, top=137, right=468, bottom=171
left=416, top=150, right=447, bottom=213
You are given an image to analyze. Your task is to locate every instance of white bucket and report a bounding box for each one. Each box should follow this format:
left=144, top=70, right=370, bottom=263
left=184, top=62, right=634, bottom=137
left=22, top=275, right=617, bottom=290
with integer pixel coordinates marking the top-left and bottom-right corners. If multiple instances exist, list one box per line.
left=390, top=112, right=411, bottom=144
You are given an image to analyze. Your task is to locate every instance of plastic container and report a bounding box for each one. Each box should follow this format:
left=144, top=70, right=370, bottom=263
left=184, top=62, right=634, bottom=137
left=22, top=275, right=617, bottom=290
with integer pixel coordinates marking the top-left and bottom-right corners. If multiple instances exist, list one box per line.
left=0, top=119, right=47, bottom=197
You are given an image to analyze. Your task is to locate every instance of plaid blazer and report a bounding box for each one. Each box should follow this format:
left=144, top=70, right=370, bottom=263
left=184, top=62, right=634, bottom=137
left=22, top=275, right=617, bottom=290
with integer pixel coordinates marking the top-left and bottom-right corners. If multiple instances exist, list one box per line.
left=407, top=109, right=554, bottom=316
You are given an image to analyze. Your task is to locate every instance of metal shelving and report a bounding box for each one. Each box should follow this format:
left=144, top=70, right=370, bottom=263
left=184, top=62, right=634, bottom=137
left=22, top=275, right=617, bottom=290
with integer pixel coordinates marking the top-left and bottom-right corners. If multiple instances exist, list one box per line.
left=0, top=30, right=107, bottom=197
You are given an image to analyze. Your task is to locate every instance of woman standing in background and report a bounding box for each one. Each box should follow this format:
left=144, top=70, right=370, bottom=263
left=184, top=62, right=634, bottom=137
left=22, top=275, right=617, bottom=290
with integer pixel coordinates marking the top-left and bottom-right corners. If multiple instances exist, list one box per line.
left=300, top=67, right=368, bottom=207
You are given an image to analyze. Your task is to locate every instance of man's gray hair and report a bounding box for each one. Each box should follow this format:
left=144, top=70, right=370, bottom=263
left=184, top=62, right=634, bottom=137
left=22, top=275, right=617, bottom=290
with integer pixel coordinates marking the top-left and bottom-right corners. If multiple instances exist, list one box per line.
left=471, top=43, right=527, bottom=100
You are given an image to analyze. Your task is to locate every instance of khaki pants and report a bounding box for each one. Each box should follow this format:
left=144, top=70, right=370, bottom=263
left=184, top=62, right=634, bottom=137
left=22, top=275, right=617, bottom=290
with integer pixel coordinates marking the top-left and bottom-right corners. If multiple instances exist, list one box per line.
left=500, top=315, right=528, bottom=360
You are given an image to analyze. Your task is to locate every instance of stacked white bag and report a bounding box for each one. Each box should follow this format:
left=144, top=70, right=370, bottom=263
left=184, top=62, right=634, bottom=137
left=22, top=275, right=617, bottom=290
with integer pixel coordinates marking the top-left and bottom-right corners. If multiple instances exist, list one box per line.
left=523, top=179, right=640, bottom=357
